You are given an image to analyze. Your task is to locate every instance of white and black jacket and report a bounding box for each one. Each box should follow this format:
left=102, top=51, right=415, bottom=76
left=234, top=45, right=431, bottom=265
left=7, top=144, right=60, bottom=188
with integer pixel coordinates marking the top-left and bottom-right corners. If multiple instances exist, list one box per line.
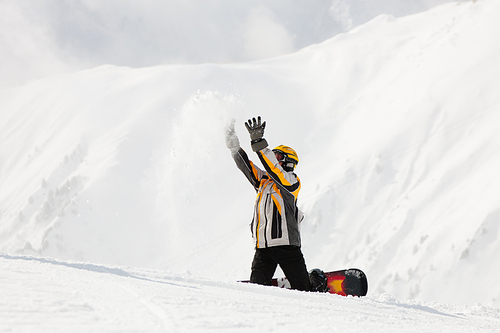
left=232, top=146, right=304, bottom=248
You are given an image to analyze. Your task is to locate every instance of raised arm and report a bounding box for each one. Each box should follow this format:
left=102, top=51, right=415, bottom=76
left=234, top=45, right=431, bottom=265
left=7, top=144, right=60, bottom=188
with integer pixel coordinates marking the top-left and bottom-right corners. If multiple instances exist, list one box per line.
left=226, top=118, right=265, bottom=190
left=244, top=117, right=300, bottom=198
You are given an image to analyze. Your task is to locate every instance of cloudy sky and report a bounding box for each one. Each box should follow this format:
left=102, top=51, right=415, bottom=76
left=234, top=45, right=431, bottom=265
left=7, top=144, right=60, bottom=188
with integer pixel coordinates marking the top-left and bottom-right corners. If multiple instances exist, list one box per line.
left=0, top=0, right=466, bottom=89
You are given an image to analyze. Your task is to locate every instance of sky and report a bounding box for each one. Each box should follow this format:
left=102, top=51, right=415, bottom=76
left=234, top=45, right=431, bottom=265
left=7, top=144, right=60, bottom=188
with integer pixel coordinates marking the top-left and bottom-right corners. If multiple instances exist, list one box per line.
left=0, top=0, right=467, bottom=89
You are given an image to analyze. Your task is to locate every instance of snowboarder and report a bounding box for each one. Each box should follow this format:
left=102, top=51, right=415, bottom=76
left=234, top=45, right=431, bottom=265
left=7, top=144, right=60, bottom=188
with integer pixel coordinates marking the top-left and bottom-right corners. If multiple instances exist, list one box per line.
left=225, top=116, right=327, bottom=292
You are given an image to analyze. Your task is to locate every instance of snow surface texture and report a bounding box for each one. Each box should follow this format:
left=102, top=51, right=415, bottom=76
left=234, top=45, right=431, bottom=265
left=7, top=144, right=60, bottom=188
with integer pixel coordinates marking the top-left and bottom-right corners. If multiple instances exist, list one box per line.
left=2, top=0, right=500, bottom=331
left=1, top=253, right=499, bottom=332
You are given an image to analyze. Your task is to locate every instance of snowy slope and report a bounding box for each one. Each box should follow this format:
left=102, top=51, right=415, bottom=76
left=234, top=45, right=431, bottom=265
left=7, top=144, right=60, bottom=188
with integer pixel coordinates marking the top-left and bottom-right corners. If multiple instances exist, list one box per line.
left=0, top=0, right=468, bottom=89
left=1, top=0, right=500, bottom=313
left=2, top=253, right=500, bottom=332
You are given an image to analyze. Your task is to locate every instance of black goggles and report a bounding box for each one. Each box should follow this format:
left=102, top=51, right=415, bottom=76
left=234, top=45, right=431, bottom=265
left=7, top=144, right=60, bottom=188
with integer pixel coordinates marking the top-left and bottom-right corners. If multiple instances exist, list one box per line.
left=274, top=151, right=286, bottom=161
left=273, top=150, right=295, bottom=164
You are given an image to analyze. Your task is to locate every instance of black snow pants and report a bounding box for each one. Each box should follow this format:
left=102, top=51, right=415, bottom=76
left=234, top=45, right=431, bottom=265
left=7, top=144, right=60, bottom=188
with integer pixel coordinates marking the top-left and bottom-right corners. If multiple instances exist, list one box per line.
left=250, top=245, right=310, bottom=291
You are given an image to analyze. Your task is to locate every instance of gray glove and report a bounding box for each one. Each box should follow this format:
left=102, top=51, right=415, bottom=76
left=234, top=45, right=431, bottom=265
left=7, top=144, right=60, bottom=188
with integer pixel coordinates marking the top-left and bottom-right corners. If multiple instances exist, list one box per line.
left=225, top=119, right=240, bottom=153
left=245, top=116, right=266, bottom=142
left=245, top=116, right=268, bottom=152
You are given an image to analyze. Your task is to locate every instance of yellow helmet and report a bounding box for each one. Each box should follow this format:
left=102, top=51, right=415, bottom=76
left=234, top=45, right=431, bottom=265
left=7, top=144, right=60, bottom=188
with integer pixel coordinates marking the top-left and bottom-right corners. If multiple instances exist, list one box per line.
left=272, top=145, right=299, bottom=165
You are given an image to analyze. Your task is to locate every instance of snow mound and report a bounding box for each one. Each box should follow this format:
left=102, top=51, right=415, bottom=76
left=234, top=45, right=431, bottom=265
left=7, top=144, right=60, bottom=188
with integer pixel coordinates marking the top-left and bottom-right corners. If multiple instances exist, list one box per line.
left=2, top=253, right=500, bottom=332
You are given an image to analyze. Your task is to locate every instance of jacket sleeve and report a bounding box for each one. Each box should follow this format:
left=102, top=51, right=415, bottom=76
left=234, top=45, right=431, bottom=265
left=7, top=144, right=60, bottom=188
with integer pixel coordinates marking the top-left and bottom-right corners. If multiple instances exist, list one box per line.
left=256, top=147, right=300, bottom=198
left=231, top=147, right=266, bottom=190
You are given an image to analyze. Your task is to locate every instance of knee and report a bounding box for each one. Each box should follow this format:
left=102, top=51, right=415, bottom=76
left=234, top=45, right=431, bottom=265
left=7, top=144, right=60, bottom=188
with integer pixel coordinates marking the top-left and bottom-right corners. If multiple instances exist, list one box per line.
left=250, top=270, right=272, bottom=285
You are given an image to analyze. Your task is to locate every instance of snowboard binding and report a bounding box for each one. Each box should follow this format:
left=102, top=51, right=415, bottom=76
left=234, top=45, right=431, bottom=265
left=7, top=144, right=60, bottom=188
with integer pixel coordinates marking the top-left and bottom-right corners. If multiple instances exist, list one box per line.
left=309, top=268, right=329, bottom=292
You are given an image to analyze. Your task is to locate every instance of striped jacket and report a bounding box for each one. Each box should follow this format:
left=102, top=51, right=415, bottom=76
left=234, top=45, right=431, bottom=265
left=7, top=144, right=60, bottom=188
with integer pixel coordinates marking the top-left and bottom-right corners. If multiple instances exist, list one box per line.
left=232, top=147, right=304, bottom=248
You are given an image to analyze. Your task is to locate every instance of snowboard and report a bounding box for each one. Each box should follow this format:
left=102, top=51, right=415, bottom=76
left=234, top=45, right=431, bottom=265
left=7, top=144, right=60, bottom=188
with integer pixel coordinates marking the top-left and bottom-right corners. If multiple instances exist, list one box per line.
left=241, top=268, right=368, bottom=297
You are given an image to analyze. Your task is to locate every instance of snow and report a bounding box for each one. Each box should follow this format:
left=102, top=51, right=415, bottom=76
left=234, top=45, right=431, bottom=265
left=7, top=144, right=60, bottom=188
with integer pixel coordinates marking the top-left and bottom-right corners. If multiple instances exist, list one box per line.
left=2, top=253, right=500, bottom=332
left=0, top=0, right=468, bottom=89
left=2, top=0, right=500, bottom=331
